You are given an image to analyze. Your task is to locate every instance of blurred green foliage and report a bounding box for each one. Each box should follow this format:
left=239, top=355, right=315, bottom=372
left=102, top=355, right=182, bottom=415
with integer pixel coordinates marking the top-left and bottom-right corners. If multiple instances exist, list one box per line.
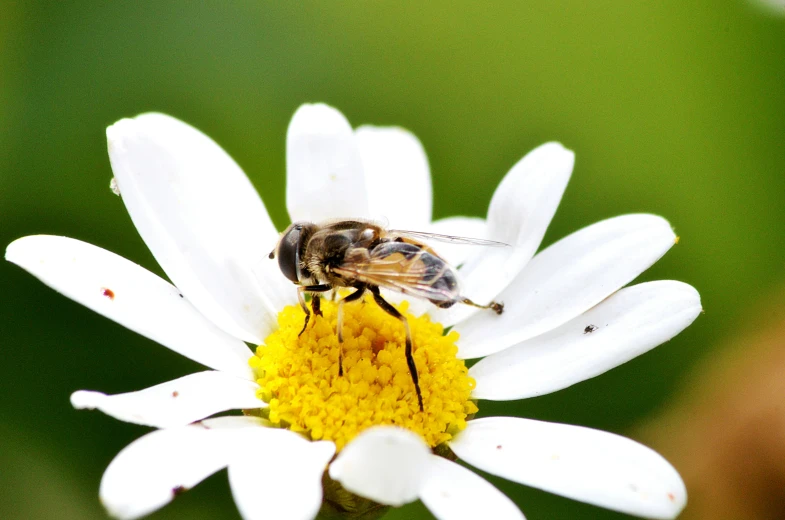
left=1, top=1, right=783, bottom=519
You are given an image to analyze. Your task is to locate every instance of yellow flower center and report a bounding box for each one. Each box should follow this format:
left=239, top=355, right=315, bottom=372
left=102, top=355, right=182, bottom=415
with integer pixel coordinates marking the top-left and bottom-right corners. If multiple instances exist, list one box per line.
left=250, top=295, right=478, bottom=452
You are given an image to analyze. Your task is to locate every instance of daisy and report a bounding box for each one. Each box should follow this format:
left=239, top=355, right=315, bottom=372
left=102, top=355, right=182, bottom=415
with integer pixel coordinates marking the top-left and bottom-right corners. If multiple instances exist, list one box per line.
left=6, top=104, right=701, bottom=520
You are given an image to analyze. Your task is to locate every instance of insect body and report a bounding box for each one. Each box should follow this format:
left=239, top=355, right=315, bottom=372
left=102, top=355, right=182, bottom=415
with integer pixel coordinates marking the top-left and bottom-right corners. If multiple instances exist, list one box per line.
left=270, top=220, right=505, bottom=411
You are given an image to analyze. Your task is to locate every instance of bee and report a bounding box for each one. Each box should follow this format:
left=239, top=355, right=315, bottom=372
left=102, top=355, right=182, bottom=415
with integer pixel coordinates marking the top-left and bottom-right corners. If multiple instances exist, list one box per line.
left=269, top=220, right=505, bottom=411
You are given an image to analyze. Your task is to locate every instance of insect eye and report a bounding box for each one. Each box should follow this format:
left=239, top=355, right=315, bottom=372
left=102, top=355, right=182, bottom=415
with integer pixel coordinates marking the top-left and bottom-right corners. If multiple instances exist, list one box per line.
left=277, top=224, right=305, bottom=283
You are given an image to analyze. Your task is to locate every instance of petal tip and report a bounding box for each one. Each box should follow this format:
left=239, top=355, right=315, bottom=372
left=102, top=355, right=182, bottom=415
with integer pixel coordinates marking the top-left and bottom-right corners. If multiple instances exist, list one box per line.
left=355, top=125, right=428, bottom=159
left=293, top=102, right=338, bottom=115
left=5, top=235, right=47, bottom=266
left=534, top=141, right=575, bottom=161
left=71, top=390, right=104, bottom=410
left=675, top=282, right=702, bottom=314
left=5, top=237, right=23, bottom=263
left=106, top=118, right=137, bottom=153
left=289, top=103, right=351, bottom=134
left=107, top=113, right=184, bottom=152
left=631, top=214, right=676, bottom=240
left=669, top=489, right=688, bottom=517
left=99, top=494, right=143, bottom=520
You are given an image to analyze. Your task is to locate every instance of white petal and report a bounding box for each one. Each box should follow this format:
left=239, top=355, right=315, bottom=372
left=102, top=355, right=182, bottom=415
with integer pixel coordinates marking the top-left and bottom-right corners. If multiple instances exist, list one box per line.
left=455, top=214, right=677, bottom=358
left=436, top=143, right=573, bottom=325
left=420, top=455, right=525, bottom=520
left=286, top=104, right=369, bottom=222
left=471, top=281, right=701, bottom=400
left=201, top=415, right=272, bottom=430
left=6, top=235, right=254, bottom=379
left=99, top=416, right=267, bottom=520
left=71, top=371, right=265, bottom=428
left=229, top=433, right=335, bottom=520
left=450, top=417, right=687, bottom=520
left=355, top=125, right=432, bottom=229
left=328, top=426, right=431, bottom=507
left=107, top=113, right=286, bottom=344
left=426, top=216, right=488, bottom=267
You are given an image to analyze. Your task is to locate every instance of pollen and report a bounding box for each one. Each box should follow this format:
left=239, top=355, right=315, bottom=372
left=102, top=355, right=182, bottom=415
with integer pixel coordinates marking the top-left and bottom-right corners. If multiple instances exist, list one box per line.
left=250, top=295, right=478, bottom=452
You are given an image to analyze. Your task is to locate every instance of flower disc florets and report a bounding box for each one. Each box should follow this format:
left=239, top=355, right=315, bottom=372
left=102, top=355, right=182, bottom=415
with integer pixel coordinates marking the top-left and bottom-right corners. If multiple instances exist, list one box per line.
left=250, top=295, right=478, bottom=451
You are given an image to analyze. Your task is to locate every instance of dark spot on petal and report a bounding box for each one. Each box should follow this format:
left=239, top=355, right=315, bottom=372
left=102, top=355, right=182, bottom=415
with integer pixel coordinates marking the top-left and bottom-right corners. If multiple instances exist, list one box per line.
left=172, top=486, right=188, bottom=496
left=667, top=492, right=675, bottom=502
left=496, top=445, right=503, bottom=450
left=179, top=293, right=184, bottom=298
left=583, top=324, right=598, bottom=334
left=172, top=391, right=179, bottom=398
left=101, top=288, right=115, bottom=300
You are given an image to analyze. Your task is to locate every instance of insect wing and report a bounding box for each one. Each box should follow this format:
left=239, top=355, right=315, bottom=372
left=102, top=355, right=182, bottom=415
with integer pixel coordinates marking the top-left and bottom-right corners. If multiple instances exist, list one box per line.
left=388, top=229, right=509, bottom=248
left=333, top=242, right=457, bottom=303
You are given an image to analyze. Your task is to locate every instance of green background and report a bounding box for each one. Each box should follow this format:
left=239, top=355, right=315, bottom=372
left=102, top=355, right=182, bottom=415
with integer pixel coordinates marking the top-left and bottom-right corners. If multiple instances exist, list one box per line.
left=1, top=1, right=783, bottom=519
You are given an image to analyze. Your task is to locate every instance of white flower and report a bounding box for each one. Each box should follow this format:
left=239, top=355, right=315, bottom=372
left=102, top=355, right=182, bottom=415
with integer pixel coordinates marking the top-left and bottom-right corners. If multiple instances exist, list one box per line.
left=6, top=104, right=701, bottom=520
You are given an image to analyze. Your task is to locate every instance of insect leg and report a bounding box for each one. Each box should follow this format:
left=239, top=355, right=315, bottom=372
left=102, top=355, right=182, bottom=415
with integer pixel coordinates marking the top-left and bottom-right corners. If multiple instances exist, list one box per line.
left=369, top=286, right=423, bottom=412
left=336, top=286, right=366, bottom=377
left=459, top=297, right=504, bottom=315
left=297, top=284, right=332, bottom=336
left=311, top=291, right=322, bottom=317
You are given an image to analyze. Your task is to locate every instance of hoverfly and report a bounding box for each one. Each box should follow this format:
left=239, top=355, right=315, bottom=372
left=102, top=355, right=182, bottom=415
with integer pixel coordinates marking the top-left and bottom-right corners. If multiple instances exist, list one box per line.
left=269, top=220, right=505, bottom=411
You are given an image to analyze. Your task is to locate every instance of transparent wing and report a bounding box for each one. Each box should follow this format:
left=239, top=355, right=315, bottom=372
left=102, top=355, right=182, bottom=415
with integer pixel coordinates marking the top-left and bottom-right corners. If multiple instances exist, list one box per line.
left=388, top=229, right=509, bottom=248
left=333, top=243, right=458, bottom=303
